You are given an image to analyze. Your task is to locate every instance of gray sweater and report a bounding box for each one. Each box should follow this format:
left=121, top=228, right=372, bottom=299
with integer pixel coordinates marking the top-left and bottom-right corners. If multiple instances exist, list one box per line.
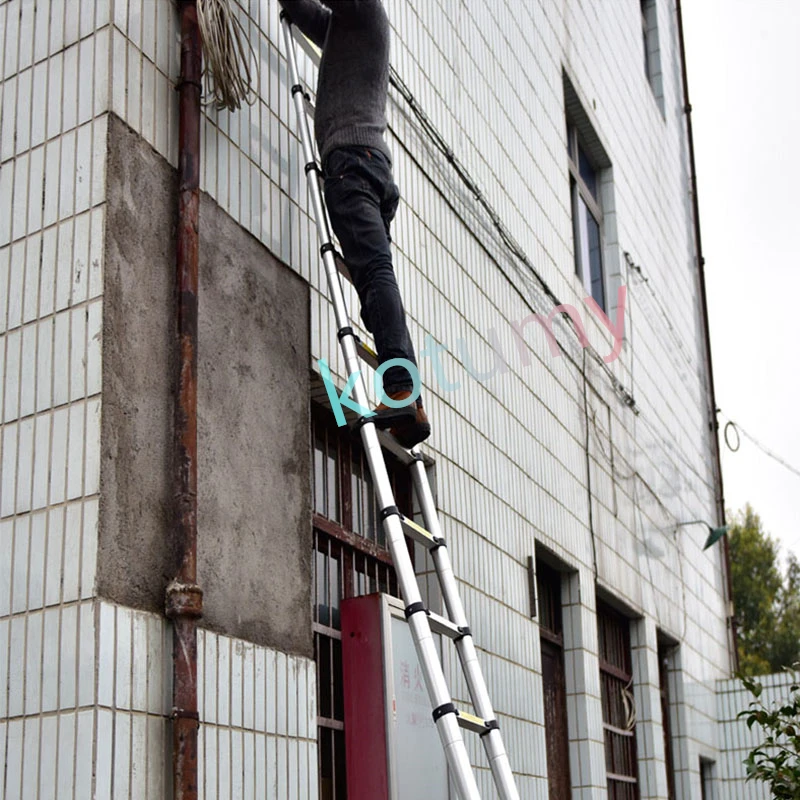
left=278, top=0, right=391, bottom=165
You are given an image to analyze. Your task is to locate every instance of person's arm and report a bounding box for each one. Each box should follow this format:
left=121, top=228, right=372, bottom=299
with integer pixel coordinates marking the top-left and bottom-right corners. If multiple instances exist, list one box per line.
left=278, top=0, right=330, bottom=48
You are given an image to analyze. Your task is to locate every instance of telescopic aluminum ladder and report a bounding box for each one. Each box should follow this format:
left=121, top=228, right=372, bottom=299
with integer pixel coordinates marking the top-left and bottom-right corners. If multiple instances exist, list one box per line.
left=281, top=15, right=521, bottom=800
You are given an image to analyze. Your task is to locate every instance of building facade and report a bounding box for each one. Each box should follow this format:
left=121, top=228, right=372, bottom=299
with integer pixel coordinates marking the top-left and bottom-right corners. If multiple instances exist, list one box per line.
left=0, top=0, right=753, bottom=797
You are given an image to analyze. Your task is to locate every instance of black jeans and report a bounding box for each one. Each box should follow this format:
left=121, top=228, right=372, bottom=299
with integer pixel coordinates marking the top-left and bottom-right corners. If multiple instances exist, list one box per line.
left=323, top=146, right=418, bottom=396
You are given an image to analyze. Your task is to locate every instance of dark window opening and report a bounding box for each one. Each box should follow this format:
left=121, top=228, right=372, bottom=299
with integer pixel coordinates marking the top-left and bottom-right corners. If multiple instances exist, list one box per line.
left=312, top=406, right=413, bottom=799
left=700, top=758, right=716, bottom=800
left=658, top=639, right=677, bottom=800
left=598, top=600, right=639, bottom=800
left=537, top=561, right=571, bottom=797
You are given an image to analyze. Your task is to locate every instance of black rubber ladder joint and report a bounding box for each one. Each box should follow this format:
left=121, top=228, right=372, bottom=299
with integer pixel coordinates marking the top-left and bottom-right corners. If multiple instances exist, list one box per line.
left=404, top=601, right=428, bottom=620
left=380, top=505, right=401, bottom=521
left=454, top=626, right=471, bottom=642
left=480, top=719, right=500, bottom=737
left=432, top=703, right=458, bottom=723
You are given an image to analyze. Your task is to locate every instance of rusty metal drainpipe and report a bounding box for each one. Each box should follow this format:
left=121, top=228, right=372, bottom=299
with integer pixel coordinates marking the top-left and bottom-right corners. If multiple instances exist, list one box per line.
left=675, top=0, right=738, bottom=673
left=165, top=2, right=203, bottom=798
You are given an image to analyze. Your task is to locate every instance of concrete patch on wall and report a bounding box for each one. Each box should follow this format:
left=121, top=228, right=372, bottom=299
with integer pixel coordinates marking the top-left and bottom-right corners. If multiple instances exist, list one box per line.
left=100, top=115, right=312, bottom=657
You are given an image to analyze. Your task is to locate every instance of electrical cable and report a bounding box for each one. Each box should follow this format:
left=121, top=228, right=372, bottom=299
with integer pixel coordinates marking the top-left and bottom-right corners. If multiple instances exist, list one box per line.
left=198, top=0, right=258, bottom=111
left=387, top=66, right=639, bottom=415
left=720, top=415, right=800, bottom=479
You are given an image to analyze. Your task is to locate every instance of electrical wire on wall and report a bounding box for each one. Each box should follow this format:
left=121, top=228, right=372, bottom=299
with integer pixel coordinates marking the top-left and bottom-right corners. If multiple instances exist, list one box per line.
left=387, top=66, right=639, bottom=415
left=721, top=414, right=800, bottom=480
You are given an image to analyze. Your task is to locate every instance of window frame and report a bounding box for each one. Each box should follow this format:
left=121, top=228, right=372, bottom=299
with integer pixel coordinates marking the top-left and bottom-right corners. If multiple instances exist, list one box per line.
left=567, top=123, right=607, bottom=311
left=597, top=600, right=640, bottom=799
left=311, top=405, right=414, bottom=799
left=537, top=561, right=572, bottom=797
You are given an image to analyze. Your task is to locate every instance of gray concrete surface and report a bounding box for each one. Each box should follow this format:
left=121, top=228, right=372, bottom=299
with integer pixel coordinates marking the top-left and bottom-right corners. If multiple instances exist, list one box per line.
left=100, top=115, right=312, bottom=657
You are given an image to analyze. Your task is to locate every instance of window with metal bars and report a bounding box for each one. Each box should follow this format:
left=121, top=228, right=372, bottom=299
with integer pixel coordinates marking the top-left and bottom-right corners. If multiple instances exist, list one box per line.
left=597, top=600, right=640, bottom=800
left=311, top=405, right=413, bottom=799
left=537, top=561, right=572, bottom=798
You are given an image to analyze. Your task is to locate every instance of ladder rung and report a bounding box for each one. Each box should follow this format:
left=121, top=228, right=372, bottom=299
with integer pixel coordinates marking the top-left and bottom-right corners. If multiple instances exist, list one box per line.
left=355, top=339, right=379, bottom=370
left=456, top=710, right=494, bottom=735
left=427, top=610, right=466, bottom=640
left=399, top=514, right=442, bottom=549
left=303, top=92, right=315, bottom=118
left=372, top=429, right=417, bottom=465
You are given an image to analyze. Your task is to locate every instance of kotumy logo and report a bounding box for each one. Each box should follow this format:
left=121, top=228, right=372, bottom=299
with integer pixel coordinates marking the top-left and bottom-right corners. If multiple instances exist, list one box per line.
left=320, top=286, right=627, bottom=427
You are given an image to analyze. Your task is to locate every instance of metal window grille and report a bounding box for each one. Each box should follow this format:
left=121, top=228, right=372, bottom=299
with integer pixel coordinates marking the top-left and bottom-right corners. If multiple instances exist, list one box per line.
left=598, top=601, right=640, bottom=800
left=311, top=407, right=413, bottom=799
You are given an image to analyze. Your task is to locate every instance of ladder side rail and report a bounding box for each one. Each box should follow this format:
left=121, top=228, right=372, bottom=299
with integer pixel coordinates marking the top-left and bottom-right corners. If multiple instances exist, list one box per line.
left=281, top=17, right=482, bottom=800
left=411, top=461, right=521, bottom=800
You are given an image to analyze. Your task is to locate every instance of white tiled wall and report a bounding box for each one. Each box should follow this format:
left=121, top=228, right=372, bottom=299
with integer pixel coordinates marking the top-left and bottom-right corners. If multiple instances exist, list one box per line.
left=717, top=672, right=798, bottom=799
left=1, top=0, right=109, bottom=794
left=2, top=0, right=732, bottom=796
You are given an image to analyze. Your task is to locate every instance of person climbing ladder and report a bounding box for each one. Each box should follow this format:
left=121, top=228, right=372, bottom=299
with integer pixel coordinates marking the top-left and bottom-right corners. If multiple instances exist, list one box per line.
left=278, top=0, right=431, bottom=448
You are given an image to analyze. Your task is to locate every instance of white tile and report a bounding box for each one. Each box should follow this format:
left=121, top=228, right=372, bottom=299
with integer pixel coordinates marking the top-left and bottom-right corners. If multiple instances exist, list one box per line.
left=60, top=603, right=79, bottom=709
left=130, top=714, right=147, bottom=800
left=0, top=77, right=16, bottom=163
left=70, top=305, right=87, bottom=400
left=4, top=720, right=23, bottom=800
left=63, top=0, right=80, bottom=48
left=23, top=234, right=42, bottom=322
left=113, top=713, right=132, bottom=800
left=36, top=316, right=54, bottom=412
left=49, top=407, right=69, bottom=504
left=42, top=140, right=61, bottom=229
left=54, top=218, right=74, bottom=313
left=78, top=601, right=96, bottom=706
left=88, top=204, right=105, bottom=298
left=3, top=328, right=21, bottom=422
left=77, top=500, right=96, bottom=599
left=98, top=602, right=116, bottom=706
left=95, top=709, right=114, bottom=799
left=15, top=66, right=32, bottom=154
left=33, top=2, right=50, bottom=65
left=0, top=163, right=12, bottom=246
left=19, top=323, right=37, bottom=418
left=48, top=0, right=66, bottom=55
left=86, top=299, right=102, bottom=396
left=60, top=501, right=80, bottom=605
left=44, top=508, right=64, bottom=606
left=40, top=607, right=60, bottom=712
left=21, top=717, right=41, bottom=799
left=15, top=417, right=34, bottom=514
left=27, top=509, right=47, bottom=608
left=56, top=713, right=77, bottom=799
left=12, top=152, right=29, bottom=242
left=131, top=613, right=148, bottom=712
left=75, top=710, right=94, bottom=798
left=24, top=611, right=43, bottom=714
left=94, top=27, right=110, bottom=116
left=75, top=124, right=94, bottom=214
left=111, top=30, right=127, bottom=118
left=58, top=129, right=77, bottom=219
left=0, top=619, right=7, bottom=718
left=47, top=53, right=64, bottom=141
left=66, top=401, right=85, bottom=499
